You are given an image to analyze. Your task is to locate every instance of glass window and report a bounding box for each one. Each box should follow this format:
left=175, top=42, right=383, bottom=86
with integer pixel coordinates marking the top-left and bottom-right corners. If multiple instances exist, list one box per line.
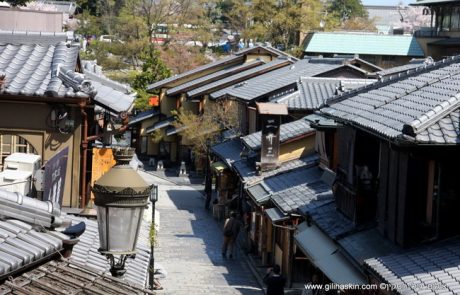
left=0, top=134, right=37, bottom=170
left=451, top=7, right=460, bottom=30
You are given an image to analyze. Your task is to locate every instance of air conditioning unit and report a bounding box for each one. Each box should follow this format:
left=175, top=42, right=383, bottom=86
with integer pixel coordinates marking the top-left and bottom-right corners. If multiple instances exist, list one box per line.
left=0, top=153, right=42, bottom=196
left=0, top=170, right=32, bottom=196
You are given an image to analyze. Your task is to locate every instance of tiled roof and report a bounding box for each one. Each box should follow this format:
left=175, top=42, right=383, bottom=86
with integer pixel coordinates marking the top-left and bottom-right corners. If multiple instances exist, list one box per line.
left=235, top=45, right=299, bottom=61
left=128, top=109, right=160, bottom=125
left=241, top=118, right=314, bottom=150
left=304, top=32, right=424, bottom=57
left=67, top=215, right=150, bottom=287
left=375, top=57, right=434, bottom=77
left=287, top=78, right=339, bottom=110
left=166, top=59, right=264, bottom=96
left=267, top=166, right=333, bottom=213
left=320, top=56, right=460, bottom=144
left=416, top=110, right=460, bottom=143
left=302, top=201, right=356, bottom=239
left=235, top=154, right=319, bottom=186
left=338, top=228, right=400, bottom=266
left=211, top=58, right=344, bottom=101
left=274, top=78, right=374, bottom=111
left=0, top=41, right=94, bottom=98
left=265, top=207, right=289, bottom=222
left=192, top=58, right=292, bottom=99
left=364, top=237, right=460, bottom=294
left=82, top=60, right=136, bottom=113
left=147, top=55, right=245, bottom=91
left=0, top=219, right=68, bottom=278
left=247, top=183, right=271, bottom=203
left=211, top=138, right=243, bottom=167
left=0, top=30, right=70, bottom=45
left=1, top=260, right=153, bottom=294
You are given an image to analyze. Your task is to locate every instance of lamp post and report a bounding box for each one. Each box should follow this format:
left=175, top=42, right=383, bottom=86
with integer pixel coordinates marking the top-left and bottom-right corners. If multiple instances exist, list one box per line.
left=92, top=147, right=152, bottom=277
left=149, top=184, right=158, bottom=290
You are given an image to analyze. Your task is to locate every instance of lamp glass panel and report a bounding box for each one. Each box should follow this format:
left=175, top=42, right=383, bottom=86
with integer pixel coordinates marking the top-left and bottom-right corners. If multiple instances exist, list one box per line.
left=107, top=206, right=143, bottom=252
left=96, top=206, right=108, bottom=250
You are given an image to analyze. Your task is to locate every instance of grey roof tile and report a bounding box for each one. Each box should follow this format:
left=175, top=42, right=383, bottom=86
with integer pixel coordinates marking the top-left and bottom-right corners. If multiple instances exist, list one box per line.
left=147, top=55, right=245, bottom=91
left=235, top=45, right=298, bottom=61
left=364, top=237, right=460, bottom=295
left=241, top=118, right=314, bottom=150
left=0, top=41, right=94, bottom=99
left=0, top=30, right=70, bottom=45
left=375, top=58, right=434, bottom=77
left=82, top=60, right=136, bottom=113
left=234, top=153, right=319, bottom=186
left=167, top=59, right=264, bottom=96
left=247, top=183, right=271, bottom=203
left=274, top=77, right=375, bottom=111
left=338, top=228, right=401, bottom=265
left=301, top=201, right=356, bottom=239
left=198, top=59, right=293, bottom=99
left=211, top=58, right=345, bottom=101
left=321, top=56, right=460, bottom=144
left=266, top=166, right=333, bottom=213
left=0, top=217, right=67, bottom=278
left=2, top=260, right=152, bottom=294
left=211, top=138, right=243, bottom=167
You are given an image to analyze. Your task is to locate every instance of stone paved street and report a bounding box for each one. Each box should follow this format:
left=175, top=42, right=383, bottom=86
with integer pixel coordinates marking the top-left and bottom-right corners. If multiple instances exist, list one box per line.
left=140, top=171, right=263, bottom=295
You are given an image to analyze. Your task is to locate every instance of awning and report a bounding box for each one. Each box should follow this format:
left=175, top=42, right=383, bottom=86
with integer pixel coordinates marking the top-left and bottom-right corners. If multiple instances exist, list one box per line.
left=265, top=207, right=289, bottom=223
left=211, top=161, right=228, bottom=173
left=128, top=109, right=159, bottom=126
left=294, top=222, right=366, bottom=285
left=145, top=117, right=176, bottom=134
left=166, top=125, right=188, bottom=136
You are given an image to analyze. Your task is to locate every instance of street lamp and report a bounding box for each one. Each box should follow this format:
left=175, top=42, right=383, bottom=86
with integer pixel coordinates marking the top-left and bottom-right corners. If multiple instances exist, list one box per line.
left=92, top=147, right=152, bottom=277
left=149, top=184, right=158, bottom=290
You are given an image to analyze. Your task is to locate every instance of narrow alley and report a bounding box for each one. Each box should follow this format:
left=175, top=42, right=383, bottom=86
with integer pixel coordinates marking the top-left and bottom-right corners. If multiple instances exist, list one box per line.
left=140, top=171, right=263, bottom=295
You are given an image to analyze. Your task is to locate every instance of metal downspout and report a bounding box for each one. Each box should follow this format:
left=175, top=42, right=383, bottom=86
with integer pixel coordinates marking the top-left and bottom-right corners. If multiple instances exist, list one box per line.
left=80, top=99, right=89, bottom=209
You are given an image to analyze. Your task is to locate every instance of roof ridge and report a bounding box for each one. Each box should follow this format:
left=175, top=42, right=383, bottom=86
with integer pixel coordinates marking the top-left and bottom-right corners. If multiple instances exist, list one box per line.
left=83, top=69, right=131, bottom=94
left=326, top=55, right=460, bottom=107
left=402, top=94, right=460, bottom=136
left=167, top=59, right=265, bottom=96
left=55, top=64, right=96, bottom=97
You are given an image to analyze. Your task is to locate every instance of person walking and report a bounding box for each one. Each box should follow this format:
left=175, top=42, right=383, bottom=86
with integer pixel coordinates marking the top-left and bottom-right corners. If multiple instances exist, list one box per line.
left=263, top=265, right=286, bottom=295
left=221, top=211, right=241, bottom=259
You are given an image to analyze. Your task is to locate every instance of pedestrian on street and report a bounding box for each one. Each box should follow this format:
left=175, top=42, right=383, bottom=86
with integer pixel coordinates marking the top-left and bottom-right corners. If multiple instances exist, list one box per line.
left=263, top=264, right=286, bottom=295
left=221, top=211, right=241, bottom=259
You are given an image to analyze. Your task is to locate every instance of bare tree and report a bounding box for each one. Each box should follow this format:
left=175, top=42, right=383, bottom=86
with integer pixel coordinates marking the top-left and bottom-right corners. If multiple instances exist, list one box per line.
left=172, top=100, right=240, bottom=158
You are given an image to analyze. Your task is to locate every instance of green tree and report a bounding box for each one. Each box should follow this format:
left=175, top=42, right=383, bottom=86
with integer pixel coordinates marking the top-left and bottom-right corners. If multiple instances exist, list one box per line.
left=326, top=0, right=367, bottom=21
left=132, top=50, right=171, bottom=111
left=244, top=0, right=327, bottom=48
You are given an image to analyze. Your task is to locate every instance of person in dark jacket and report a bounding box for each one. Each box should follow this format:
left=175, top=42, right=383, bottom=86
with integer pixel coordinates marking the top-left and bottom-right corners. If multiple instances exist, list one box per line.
left=221, top=211, right=242, bottom=259
left=263, top=264, right=285, bottom=295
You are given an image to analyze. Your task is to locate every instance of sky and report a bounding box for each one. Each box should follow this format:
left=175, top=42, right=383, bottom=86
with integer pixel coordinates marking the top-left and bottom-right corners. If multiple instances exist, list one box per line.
left=361, top=0, right=409, bottom=5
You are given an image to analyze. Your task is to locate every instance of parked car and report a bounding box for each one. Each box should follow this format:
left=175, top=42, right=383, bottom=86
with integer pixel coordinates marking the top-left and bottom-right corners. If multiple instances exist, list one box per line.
left=99, top=35, right=124, bottom=43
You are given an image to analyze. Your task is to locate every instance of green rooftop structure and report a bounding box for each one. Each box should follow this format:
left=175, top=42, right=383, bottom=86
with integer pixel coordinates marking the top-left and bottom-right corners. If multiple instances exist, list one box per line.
left=303, top=32, right=425, bottom=57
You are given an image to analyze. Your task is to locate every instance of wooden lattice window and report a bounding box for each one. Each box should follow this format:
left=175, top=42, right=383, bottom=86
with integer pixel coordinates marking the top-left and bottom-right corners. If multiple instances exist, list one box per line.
left=0, top=134, right=37, bottom=170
